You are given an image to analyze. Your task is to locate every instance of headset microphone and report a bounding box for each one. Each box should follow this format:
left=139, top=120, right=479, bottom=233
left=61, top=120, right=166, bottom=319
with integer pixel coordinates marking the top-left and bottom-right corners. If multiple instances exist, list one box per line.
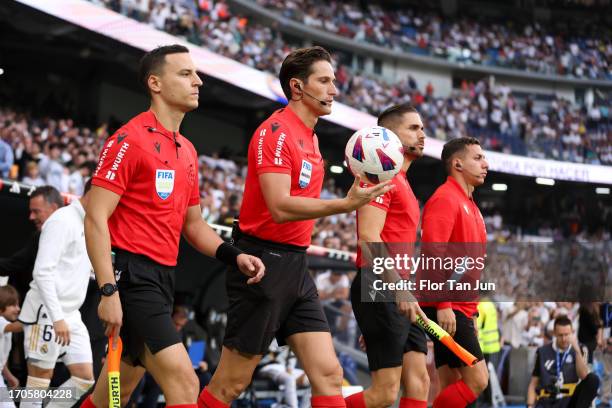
left=295, top=84, right=328, bottom=106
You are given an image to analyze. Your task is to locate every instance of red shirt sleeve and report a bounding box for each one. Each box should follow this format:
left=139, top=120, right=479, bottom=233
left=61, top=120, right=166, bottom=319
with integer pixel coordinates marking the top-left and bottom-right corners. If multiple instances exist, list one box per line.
left=365, top=181, right=395, bottom=212
left=421, top=195, right=457, bottom=243
left=91, top=129, right=138, bottom=196
left=254, top=120, right=293, bottom=175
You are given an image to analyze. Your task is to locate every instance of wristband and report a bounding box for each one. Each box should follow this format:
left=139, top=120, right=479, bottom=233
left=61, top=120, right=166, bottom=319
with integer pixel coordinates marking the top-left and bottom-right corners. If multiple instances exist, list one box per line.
left=215, top=242, right=243, bottom=268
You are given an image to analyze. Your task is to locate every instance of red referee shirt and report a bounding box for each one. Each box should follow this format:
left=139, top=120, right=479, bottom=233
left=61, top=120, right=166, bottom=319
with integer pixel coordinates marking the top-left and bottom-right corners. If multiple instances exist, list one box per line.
left=356, top=173, right=420, bottom=276
left=92, top=111, right=200, bottom=266
left=240, top=106, right=325, bottom=246
left=419, top=176, right=487, bottom=317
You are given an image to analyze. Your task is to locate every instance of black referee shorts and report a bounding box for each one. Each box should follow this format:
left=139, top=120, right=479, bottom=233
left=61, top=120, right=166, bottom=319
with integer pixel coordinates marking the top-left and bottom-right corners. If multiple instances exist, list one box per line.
left=223, top=234, right=330, bottom=355
left=351, top=271, right=428, bottom=371
left=113, top=248, right=181, bottom=367
left=422, top=307, right=483, bottom=368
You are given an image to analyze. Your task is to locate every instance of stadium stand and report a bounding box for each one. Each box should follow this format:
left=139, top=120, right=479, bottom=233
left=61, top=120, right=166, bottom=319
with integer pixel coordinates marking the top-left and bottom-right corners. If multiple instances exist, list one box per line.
left=86, top=0, right=612, bottom=165
left=256, top=0, right=611, bottom=80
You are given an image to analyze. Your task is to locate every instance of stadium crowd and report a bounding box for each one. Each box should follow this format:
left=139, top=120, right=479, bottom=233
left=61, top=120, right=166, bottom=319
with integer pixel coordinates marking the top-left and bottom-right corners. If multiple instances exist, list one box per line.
left=87, top=0, right=612, bottom=165
left=2, top=106, right=611, bottom=247
left=256, top=0, right=612, bottom=81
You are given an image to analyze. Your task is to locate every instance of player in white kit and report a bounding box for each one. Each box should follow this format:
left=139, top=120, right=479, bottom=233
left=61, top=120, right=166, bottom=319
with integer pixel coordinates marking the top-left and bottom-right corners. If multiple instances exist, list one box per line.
left=19, top=180, right=95, bottom=408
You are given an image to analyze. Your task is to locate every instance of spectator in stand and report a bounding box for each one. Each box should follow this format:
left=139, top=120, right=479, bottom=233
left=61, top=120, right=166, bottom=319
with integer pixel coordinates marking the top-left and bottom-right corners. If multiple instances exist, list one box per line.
left=257, top=340, right=309, bottom=408
left=315, top=269, right=350, bottom=303
left=38, top=143, right=68, bottom=192
left=0, top=135, right=14, bottom=179
left=21, top=162, right=45, bottom=187
left=500, top=302, right=529, bottom=348
left=315, top=270, right=351, bottom=339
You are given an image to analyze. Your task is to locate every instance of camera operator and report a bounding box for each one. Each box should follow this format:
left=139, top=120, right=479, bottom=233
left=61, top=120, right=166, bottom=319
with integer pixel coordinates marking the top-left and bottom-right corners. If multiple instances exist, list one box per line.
left=527, top=315, right=600, bottom=408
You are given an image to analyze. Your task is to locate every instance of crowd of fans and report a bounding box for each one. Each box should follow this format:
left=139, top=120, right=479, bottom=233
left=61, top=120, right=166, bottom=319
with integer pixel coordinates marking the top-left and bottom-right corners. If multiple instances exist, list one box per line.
left=87, top=0, right=611, bottom=165
left=0, top=108, right=106, bottom=195
left=256, top=0, right=611, bottom=81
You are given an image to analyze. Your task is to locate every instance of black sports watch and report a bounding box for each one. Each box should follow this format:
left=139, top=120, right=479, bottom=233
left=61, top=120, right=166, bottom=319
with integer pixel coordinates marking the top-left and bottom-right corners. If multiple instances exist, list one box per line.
left=99, top=283, right=119, bottom=297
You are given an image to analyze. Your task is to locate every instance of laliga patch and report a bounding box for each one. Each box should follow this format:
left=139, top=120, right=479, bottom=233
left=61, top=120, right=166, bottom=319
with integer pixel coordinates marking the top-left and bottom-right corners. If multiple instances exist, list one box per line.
left=155, top=169, right=175, bottom=200
left=299, top=160, right=312, bottom=188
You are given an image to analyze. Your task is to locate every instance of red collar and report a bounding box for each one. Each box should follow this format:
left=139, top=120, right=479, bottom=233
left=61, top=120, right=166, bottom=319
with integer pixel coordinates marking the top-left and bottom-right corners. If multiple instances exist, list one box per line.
left=282, top=106, right=315, bottom=136
left=140, top=110, right=182, bottom=141
left=446, top=176, right=470, bottom=199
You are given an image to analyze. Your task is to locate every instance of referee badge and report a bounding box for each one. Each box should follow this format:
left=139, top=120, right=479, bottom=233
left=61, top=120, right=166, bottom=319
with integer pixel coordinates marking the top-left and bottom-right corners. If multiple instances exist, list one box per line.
left=299, top=160, right=312, bottom=188
left=155, top=169, right=175, bottom=200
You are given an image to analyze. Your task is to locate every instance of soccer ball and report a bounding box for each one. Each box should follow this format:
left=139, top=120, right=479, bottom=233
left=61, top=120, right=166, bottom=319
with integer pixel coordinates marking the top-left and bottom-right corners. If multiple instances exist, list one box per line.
left=344, top=126, right=404, bottom=184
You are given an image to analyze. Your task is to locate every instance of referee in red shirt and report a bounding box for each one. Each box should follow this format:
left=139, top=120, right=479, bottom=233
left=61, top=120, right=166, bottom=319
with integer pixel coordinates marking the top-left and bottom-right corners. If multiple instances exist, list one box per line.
left=82, top=45, right=264, bottom=408
left=198, top=46, right=391, bottom=408
left=346, top=104, right=430, bottom=408
left=419, top=137, right=489, bottom=407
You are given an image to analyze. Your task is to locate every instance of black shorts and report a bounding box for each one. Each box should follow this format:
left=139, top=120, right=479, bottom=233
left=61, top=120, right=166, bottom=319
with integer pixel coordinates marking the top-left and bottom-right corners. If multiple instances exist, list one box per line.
left=223, top=234, right=330, bottom=355
left=422, top=307, right=483, bottom=368
left=113, top=248, right=181, bottom=366
left=351, top=271, right=427, bottom=371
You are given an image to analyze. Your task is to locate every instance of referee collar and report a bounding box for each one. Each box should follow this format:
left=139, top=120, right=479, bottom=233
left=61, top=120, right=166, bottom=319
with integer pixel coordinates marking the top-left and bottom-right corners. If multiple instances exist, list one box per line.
left=446, top=176, right=469, bottom=199
left=283, top=105, right=315, bottom=137
left=141, top=110, right=182, bottom=142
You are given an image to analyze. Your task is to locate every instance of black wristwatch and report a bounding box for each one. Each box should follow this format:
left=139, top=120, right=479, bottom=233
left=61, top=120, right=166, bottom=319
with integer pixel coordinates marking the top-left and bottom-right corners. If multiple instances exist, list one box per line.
left=99, top=283, right=119, bottom=297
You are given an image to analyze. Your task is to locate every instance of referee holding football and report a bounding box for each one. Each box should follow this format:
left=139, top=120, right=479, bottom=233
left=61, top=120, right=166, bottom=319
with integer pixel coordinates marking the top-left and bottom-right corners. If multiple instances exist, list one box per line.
left=198, top=46, right=392, bottom=408
left=419, top=137, right=489, bottom=407
left=82, top=45, right=265, bottom=408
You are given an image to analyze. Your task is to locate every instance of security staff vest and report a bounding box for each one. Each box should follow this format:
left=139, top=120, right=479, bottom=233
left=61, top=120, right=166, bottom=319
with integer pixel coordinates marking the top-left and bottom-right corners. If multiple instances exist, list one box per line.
left=478, top=300, right=501, bottom=354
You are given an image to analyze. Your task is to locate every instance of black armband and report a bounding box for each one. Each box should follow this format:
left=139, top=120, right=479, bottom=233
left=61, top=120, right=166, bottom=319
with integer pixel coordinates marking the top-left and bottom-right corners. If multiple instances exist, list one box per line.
left=215, top=242, right=243, bottom=268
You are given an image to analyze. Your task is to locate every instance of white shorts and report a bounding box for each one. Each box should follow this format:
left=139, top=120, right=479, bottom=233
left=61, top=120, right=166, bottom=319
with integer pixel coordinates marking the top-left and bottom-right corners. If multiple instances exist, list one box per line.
left=23, top=314, right=92, bottom=369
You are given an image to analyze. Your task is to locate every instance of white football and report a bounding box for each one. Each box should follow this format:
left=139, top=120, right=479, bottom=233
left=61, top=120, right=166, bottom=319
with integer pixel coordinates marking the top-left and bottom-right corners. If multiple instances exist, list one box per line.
left=344, top=126, right=404, bottom=184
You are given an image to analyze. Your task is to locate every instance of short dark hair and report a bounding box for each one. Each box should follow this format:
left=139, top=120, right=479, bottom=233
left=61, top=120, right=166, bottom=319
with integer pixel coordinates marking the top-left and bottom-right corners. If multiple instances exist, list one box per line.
left=30, top=185, right=64, bottom=208
left=0, top=285, right=19, bottom=311
left=139, top=44, right=190, bottom=93
left=441, top=137, right=481, bottom=173
left=554, top=315, right=573, bottom=329
left=377, top=104, right=419, bottom=130
left=279, top=46, right=332, bottom=100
